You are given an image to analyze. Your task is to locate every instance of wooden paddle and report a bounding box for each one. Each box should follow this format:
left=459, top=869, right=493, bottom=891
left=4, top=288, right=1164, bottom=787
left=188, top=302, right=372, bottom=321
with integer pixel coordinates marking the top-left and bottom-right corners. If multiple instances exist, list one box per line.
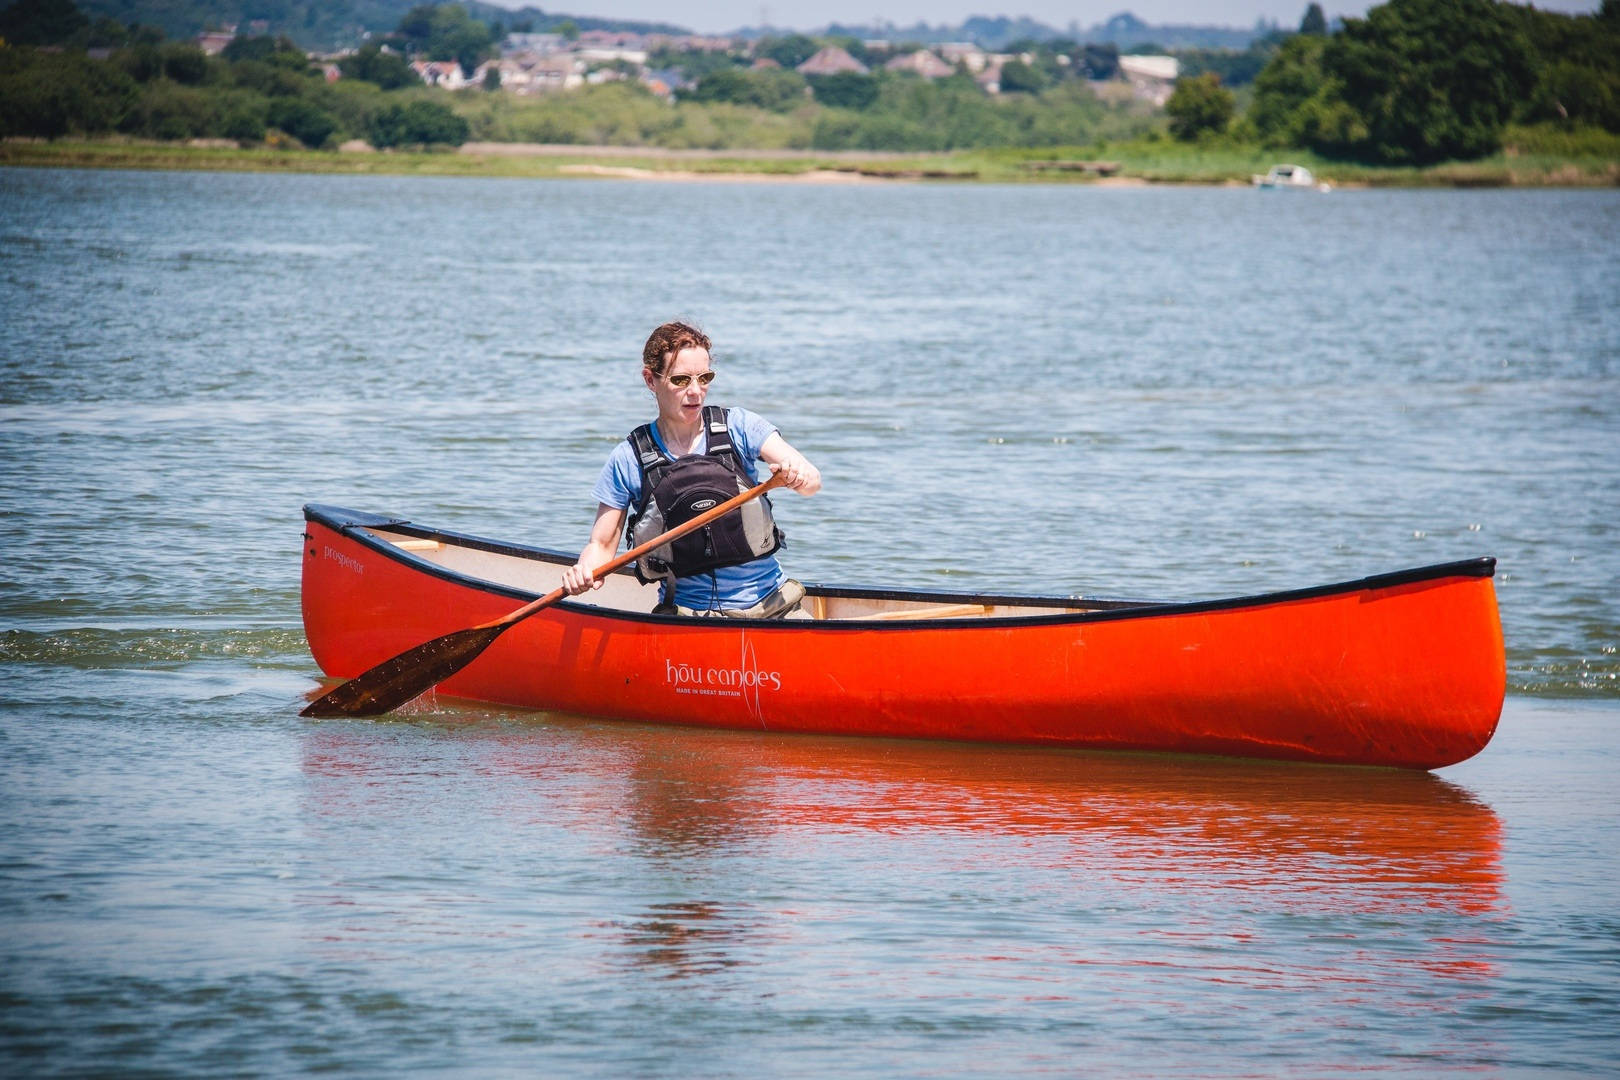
left=301, top=471, right=789, bottom=718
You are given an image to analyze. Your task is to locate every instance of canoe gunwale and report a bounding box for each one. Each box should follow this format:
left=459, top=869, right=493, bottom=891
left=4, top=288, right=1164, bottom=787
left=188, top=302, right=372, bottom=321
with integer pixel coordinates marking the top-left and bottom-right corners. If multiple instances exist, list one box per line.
left=303, top=502, right=1497, bottom=631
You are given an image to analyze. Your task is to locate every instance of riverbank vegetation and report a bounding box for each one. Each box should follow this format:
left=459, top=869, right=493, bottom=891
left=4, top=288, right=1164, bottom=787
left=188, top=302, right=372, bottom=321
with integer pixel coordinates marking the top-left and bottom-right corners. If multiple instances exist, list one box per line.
left=1, top=0, right=1615, bottom=185
left=6, top=125, right=1616, bottom=188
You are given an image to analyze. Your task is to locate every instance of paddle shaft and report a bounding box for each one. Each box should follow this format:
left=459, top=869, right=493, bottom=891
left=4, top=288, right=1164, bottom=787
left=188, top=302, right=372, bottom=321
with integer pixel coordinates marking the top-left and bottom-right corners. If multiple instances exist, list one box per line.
left=477, top=469, right=789, bottom=630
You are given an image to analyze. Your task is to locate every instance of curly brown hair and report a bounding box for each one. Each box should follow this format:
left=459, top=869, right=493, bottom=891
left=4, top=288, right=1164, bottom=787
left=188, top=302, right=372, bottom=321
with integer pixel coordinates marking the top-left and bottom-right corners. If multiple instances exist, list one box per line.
left=642, top=321, right=712, bottom=376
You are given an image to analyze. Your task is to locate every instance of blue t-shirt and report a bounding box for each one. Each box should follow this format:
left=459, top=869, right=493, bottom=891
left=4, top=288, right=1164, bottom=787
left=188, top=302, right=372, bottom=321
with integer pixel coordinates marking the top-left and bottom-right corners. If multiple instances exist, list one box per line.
left=591, top=406, right=784, bottom=610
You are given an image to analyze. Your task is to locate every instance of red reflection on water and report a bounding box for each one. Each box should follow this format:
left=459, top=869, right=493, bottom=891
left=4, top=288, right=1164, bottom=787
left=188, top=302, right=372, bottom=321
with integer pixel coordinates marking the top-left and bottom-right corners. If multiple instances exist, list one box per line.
left=302, top=716, right=1504, bottom=907
left=300, top=715, right=1505, bottom=987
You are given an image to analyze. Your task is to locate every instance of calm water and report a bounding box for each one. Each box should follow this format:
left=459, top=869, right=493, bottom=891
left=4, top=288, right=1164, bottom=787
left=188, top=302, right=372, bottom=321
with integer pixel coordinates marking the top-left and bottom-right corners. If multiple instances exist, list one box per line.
left=2, top=168, right=1618, bottom=1075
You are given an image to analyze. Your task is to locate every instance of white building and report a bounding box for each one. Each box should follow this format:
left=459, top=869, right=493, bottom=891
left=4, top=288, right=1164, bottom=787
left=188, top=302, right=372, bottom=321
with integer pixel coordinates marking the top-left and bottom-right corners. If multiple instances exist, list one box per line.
left=411, top=60, right=470, bottom=90
left=485, top=52, right=585, bottom=93
left=1117, top=55, right=1180, bottom=106
left=936, top=42, right=989, bottom=72
left=501, top=33, right=563, bottom=56
left=884, top=50, right=954, bottom=79
left=574, top=47, right=649, bottom=67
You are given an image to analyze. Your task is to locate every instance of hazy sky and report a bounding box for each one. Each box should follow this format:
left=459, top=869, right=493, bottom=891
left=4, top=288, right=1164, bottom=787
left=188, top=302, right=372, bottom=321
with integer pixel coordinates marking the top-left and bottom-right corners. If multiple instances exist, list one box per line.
left=490, top=0, right=1601, bottom=35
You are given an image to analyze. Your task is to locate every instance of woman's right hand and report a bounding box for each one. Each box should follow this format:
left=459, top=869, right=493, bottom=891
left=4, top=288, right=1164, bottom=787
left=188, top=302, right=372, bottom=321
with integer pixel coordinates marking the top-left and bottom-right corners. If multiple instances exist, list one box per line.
left=566, top=506, right=627, bottom=598
left=562, top=562, right=596, bottom=596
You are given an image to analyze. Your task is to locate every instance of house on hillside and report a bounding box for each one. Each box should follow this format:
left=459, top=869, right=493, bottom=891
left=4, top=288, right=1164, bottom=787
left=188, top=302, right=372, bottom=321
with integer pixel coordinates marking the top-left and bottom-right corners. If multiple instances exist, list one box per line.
left=411, top=60, right=470, bottom=90
left=641, top=69, right=683, bottom=100
left=1117, top=54, right=1179, bottom=106
left=486, top=52, right=584, bottom=94
left=936, top=42, right=989, bottom=72
left=502, top=32, right=563, bottom=56
left=575, top=47, right=648, bottom=67
left=656, top=35, right=734, bottom=52
left=796, top=47, right=868, bottom=76
left=884, top=50, right=953, bottom=78
left=196, top=28, right=236, bottom=55
left=577, top=30, right=648, bottom=49
left=975, top=60, right=1004, bottom=94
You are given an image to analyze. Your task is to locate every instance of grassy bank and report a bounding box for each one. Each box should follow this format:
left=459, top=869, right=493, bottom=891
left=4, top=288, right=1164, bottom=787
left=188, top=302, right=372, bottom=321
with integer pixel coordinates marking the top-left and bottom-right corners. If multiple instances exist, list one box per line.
left=0, top=137, right=961, bottom=180
left=4, top=130, right=1617, bottom=187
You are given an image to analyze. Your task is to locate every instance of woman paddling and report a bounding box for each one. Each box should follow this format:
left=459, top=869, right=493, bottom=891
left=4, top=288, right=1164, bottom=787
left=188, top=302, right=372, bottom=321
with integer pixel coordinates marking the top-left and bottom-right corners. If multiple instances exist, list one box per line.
left=562, top=321, right=821, bottom=617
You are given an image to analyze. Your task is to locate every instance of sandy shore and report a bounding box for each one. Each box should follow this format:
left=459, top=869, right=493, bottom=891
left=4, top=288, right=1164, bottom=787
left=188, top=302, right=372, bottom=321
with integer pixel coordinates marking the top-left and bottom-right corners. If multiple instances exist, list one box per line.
left=554, top=163, right=887, bottom=183
left=550, top=162, right=1160, bottom=185
left=459, top=142, right=914, bottom=161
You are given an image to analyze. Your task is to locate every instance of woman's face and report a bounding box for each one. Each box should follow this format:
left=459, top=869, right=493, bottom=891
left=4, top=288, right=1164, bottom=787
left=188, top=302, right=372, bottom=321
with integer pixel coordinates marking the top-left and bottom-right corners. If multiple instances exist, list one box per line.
left=645, top=346, right=713, bottom=426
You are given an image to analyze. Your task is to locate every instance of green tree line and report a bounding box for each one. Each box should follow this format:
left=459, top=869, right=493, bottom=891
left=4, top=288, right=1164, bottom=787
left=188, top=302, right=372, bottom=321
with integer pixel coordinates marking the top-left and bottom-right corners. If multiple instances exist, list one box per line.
left=3, top=0, right=1617, bottom=162
left=0, top=0, right=1156, bottom=151
left=658, top=60, right=1145, bottom=150
left=0, top=0, right=470, bottom=146
left=1169, top=0, right=1620, bottom=164
left=664, top=0, right=1617, bottom=158
left=14, top=0, right=677, bottom=51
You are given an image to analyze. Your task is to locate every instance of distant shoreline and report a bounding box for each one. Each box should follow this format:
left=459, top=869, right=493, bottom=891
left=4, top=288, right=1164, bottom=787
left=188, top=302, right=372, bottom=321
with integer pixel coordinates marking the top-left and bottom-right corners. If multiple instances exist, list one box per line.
left=3, top=137, right=1617, bottom=189
left=458, top=142, right=909, bottom=160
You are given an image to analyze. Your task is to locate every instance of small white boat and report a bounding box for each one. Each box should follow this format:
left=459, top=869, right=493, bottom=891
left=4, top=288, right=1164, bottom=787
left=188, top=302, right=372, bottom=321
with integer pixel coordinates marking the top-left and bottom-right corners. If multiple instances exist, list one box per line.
left=1252, top=164, right=1332, bottom=191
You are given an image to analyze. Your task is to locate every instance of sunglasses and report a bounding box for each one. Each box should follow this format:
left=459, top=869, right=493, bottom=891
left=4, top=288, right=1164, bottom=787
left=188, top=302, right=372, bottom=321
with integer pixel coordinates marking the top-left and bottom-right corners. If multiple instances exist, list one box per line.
left=665, top=371, right=716, bottom=389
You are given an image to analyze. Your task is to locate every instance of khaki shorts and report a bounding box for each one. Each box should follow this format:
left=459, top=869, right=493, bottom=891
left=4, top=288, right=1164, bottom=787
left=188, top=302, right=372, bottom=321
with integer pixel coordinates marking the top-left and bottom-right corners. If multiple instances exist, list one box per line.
left=656, top=579, right=806, bottom=620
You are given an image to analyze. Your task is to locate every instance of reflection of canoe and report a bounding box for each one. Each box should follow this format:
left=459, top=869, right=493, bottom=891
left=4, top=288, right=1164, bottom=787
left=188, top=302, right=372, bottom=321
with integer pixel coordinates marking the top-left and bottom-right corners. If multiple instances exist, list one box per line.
left=301, top=504, right=1505, bottom=770
left=302, top=720, right=1505, bottom=922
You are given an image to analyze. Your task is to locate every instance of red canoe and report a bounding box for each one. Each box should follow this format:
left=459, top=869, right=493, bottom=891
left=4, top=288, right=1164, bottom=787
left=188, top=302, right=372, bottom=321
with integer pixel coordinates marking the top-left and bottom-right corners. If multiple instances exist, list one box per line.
left=300, top=504, right=1505, bottom=770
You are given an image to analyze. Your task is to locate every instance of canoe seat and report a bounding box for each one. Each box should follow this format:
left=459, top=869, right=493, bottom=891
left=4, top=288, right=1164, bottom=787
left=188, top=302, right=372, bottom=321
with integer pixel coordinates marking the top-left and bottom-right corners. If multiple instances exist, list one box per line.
left=391, top=539, right=443, bottom=552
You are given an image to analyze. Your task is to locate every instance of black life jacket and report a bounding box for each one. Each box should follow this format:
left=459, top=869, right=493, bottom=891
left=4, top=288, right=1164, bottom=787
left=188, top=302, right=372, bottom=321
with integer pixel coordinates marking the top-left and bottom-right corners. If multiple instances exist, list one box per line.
left=625, top=405, right=784, bottom=585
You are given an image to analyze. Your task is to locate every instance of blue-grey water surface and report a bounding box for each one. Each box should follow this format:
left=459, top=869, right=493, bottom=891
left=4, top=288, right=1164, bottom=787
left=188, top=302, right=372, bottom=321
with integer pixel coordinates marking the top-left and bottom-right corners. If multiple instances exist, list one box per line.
left=2, top=168, right=1618, bottom=1075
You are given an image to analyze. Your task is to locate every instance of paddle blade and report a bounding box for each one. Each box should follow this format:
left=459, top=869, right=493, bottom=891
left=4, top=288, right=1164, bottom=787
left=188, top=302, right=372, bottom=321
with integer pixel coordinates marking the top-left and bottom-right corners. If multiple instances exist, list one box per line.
left=300, top=623, right=509, bottom=718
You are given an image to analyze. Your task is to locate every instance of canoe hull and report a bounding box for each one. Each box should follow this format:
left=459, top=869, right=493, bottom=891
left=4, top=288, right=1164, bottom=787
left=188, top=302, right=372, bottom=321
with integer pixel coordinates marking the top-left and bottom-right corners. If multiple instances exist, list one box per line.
left=301, top=508, right=1504, bottom=770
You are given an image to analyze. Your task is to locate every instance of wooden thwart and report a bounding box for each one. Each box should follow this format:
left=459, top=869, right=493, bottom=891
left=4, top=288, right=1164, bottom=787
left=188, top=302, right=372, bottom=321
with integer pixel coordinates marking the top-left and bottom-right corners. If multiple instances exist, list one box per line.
left=863, top=603, right=989, bottom=621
